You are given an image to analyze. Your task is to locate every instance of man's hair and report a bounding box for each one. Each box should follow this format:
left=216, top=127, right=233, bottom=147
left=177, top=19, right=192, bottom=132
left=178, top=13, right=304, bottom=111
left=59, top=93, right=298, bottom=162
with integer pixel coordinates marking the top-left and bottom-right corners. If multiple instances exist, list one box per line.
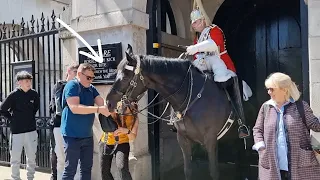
left=69, top=64, right=80, bottom=71
left=16, top=71, right=33, bottom=81
left=78, top=63, right=95, bottom=73
left=65, top=64, right=80, bottom=79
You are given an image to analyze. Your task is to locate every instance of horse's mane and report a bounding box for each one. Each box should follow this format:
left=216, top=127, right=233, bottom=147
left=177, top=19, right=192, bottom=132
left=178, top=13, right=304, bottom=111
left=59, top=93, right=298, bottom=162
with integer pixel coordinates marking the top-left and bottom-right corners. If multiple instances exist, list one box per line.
left=142, top=55, right=191, bottom=70
left=117, top=54, right=203, bottom=77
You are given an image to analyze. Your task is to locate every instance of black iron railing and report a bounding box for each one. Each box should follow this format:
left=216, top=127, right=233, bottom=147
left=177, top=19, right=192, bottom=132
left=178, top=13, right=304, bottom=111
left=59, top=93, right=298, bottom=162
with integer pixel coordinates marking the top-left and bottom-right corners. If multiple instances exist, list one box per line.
left=0, top=9, right=63, bottom=170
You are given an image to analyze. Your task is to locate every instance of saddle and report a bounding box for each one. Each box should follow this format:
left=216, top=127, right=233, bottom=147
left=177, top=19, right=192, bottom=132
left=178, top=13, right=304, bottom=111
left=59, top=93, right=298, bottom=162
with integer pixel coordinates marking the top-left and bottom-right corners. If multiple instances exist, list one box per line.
left=202, top=70, right=232, bottom=89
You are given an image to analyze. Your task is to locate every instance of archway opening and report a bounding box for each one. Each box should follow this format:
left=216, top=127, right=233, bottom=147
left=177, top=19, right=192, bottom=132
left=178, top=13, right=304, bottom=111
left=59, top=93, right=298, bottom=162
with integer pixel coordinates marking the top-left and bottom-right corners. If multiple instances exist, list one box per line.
left=214, top=0, right=303, bottom=166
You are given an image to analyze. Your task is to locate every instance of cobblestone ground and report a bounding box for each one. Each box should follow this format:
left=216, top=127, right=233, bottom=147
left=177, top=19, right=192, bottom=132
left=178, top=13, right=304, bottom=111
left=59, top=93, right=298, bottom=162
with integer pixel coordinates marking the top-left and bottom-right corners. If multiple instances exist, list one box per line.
left=0, top=166, right=51, bottom=180
left=161, top=161, right=258, bottom=180
left=1, top=162, right=258, bottom=180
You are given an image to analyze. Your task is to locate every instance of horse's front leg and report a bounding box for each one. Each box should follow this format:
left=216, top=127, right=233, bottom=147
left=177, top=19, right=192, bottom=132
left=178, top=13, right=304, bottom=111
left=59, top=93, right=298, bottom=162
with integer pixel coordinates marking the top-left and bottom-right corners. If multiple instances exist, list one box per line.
left=205, top=135, right=219, bottom=180
left=177, top=132, right=193, bottom=180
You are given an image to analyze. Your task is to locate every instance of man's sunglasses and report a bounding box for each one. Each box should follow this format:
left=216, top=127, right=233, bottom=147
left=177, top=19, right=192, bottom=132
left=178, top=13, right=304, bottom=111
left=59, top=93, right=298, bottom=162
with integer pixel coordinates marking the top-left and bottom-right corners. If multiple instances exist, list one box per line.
left=82, top=72, right=95, bottom=81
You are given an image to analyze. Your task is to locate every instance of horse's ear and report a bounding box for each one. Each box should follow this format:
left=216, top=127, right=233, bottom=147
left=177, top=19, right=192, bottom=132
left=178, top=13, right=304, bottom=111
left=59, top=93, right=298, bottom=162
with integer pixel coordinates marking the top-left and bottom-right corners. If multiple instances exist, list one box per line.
left=125, top=44, right=135, bottom=63
left=126, top=44, right=133, bottom=56
left=125, top=52, right=134, bottom=63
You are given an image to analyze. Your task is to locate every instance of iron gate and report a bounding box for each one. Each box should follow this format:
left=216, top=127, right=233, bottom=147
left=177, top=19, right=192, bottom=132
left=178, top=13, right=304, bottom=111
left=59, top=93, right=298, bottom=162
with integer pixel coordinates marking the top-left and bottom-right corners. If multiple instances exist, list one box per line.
left=0, top=10, right=63, bottom=170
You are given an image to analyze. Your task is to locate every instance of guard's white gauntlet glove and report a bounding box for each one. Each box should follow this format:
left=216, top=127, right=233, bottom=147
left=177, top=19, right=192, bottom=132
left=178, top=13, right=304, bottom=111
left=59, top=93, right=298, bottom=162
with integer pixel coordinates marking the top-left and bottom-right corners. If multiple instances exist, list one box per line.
left=186, top=39, right=219, bottom=55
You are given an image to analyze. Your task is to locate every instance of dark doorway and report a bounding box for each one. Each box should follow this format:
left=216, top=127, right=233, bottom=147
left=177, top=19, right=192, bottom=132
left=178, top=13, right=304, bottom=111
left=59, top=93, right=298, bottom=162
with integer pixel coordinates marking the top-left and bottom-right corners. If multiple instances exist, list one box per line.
left=147, top=0, right=307, bottom=179
left=214, top=0, right=304, bottom=172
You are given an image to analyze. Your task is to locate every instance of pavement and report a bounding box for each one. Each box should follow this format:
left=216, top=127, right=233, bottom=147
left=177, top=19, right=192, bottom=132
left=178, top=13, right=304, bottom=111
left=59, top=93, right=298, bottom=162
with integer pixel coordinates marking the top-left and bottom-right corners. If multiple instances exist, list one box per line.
left=0, top=166, right=51, bottom=180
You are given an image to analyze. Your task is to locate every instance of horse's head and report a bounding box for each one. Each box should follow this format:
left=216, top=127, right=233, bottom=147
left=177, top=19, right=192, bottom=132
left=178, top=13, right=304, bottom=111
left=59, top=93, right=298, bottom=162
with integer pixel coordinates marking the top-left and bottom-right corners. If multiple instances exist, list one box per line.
left=106, top=44, right=148, bottom=112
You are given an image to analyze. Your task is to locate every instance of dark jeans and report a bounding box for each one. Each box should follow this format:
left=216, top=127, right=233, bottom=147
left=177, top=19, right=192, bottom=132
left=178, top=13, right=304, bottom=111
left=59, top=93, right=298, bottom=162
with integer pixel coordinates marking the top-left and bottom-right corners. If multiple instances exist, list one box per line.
left=99, top=143, right=132, bottom=180
left=62, top=136, right=93, bottom=180
left=280, top=170, right=288, bottom=180
left=50, top=127, right=57, bottom=180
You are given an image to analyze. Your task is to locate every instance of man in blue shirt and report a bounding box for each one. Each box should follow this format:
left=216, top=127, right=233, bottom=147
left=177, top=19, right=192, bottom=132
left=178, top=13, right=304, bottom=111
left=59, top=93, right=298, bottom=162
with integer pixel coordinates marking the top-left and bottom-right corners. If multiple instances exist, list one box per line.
left=61, top=63, right=110, bottom=180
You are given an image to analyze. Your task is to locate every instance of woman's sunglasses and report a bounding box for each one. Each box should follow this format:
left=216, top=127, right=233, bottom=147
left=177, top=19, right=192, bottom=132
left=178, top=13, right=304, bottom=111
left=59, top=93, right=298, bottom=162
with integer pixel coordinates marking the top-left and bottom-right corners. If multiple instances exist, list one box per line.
left=82, top=72, right=95, bottom=81
left=266, top=88, right=274, bottom=92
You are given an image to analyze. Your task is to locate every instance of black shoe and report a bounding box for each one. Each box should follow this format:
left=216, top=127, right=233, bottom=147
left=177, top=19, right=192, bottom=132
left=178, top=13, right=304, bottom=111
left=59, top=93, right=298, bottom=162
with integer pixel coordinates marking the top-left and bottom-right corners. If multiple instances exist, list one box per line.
left=238, top=125, right=250, bottom=139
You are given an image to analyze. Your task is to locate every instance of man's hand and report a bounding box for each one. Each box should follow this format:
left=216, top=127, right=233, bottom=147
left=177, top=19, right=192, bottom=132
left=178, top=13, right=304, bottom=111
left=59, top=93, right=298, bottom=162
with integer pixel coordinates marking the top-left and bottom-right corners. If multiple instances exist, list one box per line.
left=98, top=106, right=110, bottom=117
left=186, top=45, right=199, bottom=55
left=258, top=147, right=266, bottom=151
left=114, top=127, right=130, bottom=136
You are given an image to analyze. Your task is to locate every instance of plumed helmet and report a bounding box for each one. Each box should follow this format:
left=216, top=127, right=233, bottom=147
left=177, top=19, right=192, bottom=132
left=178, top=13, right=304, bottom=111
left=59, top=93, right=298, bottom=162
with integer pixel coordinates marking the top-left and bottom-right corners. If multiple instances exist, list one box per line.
left=190, top=9, right=203, bottom=24
left=191, top=0, right=211, bottom=25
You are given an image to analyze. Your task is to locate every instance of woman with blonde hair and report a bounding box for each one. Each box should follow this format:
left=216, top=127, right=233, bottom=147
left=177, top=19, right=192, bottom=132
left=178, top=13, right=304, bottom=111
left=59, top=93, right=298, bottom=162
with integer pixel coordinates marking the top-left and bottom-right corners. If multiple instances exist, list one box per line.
left=253, top=72, right=320, bottom=180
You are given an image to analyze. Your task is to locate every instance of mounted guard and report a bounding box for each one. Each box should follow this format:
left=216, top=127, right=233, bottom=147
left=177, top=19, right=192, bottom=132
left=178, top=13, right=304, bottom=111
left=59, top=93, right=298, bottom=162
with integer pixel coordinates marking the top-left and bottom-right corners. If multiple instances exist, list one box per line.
left=186, top=0, right=250, bottom=138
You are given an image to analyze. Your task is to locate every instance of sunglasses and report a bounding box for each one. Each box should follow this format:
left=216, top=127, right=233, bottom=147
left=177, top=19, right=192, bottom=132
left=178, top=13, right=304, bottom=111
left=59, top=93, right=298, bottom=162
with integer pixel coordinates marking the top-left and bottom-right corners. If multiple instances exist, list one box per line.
left=81, top=72, right=95, bottom=81
left=266, top=88, right=275, bottom=92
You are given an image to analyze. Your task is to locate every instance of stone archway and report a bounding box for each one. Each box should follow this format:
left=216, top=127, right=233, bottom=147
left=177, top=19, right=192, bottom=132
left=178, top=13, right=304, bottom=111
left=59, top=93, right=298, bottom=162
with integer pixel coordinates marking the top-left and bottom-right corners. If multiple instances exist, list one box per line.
left=214, top=0, right=304, bottom=177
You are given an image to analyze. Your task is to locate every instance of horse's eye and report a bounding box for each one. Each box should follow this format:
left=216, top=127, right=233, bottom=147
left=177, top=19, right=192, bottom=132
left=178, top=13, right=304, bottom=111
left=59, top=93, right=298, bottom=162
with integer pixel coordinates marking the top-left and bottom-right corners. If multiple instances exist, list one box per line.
left=122, top=76, right=130, bottom=81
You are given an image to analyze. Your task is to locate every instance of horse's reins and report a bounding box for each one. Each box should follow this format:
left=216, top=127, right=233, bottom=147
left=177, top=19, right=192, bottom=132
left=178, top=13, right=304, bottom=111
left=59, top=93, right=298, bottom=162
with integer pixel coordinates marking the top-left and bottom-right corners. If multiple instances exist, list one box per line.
left=114, top=55, right=207, bottom=124
left=103, top=104, right=138, bottom=155
left=112, top=55, right=180, bottom=119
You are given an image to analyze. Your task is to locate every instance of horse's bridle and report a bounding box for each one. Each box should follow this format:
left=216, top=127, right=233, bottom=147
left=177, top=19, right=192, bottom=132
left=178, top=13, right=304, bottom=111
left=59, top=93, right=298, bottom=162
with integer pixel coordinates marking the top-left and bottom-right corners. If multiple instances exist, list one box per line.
left=112, top=55, right=206, bottom=124
left=112, top=55, right=147, bottom=111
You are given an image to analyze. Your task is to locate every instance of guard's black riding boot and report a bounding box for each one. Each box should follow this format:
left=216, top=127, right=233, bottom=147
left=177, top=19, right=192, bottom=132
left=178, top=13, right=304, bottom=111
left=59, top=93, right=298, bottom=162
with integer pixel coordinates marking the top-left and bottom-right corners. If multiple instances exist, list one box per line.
left=225, top=77, right=250, bottom=139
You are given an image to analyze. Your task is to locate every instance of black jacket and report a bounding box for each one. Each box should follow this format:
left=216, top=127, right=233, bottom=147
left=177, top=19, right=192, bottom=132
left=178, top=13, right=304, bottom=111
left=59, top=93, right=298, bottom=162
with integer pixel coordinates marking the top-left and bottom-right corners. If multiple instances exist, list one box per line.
left=49, top=81, right=66, bottom=128
left=0, top=88, right=40, bottom=134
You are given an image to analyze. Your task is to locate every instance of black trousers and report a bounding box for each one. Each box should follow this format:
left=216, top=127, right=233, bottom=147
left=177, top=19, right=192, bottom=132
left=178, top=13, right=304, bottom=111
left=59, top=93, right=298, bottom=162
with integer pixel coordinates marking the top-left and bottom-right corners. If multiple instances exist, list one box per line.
left=280, top=170, right=288, bottom=180
left=50, top=126, right=57, bottom=180
left=99, top=142, right=132, bottom=180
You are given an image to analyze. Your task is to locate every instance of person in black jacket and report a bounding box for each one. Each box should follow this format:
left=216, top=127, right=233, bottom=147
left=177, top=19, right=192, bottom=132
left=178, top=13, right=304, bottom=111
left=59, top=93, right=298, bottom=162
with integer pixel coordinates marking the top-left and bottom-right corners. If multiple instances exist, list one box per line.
left=49, top=64, right=80, bottom=180
left=0, top=71, right=40, bottom=180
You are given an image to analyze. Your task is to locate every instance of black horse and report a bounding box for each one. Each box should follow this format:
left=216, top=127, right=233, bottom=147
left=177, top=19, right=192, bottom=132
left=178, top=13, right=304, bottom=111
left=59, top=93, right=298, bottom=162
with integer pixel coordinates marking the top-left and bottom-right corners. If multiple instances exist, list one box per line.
left=106, top=45, right=248, bottom=180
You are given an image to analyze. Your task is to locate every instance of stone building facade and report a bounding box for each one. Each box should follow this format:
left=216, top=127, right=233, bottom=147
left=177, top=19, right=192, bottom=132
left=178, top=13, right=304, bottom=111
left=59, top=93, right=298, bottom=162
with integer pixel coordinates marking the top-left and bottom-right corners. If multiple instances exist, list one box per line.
left=1, top=0, right=320, bottom=179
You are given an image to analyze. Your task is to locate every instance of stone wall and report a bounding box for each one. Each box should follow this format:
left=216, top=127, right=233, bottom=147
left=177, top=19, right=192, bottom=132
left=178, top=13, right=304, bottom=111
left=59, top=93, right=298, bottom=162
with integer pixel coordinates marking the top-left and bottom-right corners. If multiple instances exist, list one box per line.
left=308, top=0, right=320, bottom=148
left=60, top=0, right=151, bottom=179
left=0, top=0, right=66, bottom=23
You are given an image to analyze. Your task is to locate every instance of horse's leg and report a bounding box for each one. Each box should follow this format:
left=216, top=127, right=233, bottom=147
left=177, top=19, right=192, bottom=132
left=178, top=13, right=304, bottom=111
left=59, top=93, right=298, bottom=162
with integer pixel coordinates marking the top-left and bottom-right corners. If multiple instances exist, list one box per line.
left=235, top=139, right=251, bottom=180
left=205, top=136, right=219, bottom=180
left=177, top=132, right=193, bottom=180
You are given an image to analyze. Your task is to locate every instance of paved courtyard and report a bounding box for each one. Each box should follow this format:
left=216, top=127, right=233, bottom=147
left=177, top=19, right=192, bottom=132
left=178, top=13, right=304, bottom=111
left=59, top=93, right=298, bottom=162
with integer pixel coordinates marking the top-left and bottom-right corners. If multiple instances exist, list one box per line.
left=0, top=166, right=50, bottom=180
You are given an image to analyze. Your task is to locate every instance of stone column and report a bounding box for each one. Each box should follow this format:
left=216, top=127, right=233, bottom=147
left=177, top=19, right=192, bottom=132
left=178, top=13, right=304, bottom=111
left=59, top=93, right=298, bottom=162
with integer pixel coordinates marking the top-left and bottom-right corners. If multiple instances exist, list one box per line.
left=60, top=0, right=151, bottom=180
left=308, top=0, right=320, bottom=151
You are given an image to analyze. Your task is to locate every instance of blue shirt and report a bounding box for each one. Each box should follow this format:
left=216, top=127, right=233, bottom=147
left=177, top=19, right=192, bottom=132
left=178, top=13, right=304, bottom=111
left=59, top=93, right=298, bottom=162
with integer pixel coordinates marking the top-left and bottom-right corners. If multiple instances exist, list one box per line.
left=60, top=79, right=99, bottom=138
left=267, top=98, right=294, bottom=171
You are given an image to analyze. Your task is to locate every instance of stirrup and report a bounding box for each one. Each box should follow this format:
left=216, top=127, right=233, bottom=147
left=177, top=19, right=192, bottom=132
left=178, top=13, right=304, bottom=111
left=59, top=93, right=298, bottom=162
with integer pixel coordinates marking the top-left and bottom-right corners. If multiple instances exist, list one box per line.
left=238, top=124, right=250, bottom=139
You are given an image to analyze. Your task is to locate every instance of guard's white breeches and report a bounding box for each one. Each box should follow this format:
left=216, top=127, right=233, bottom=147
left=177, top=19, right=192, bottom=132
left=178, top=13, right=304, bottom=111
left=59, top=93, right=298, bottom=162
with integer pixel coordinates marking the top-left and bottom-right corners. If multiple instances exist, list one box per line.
left=193, top=55, right=235, bottom=82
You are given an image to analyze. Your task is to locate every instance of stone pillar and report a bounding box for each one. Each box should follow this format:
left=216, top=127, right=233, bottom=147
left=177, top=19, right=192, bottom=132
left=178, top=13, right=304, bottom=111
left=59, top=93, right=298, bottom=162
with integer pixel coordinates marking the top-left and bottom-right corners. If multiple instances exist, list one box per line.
left=308, top=0, right=320, bottom=150
left=60, top=1, right=151, bottom=180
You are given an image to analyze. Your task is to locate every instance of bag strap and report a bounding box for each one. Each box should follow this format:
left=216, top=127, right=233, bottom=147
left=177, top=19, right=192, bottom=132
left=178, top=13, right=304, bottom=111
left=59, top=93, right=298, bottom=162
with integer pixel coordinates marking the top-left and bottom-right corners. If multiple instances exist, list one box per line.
left=263, top=103, right=270, bottom=120
left=61, top=79, right=82, bottom=110
left=296, top=99, right=307, bottom=129
left=264, top=99, right=308, bottom=131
